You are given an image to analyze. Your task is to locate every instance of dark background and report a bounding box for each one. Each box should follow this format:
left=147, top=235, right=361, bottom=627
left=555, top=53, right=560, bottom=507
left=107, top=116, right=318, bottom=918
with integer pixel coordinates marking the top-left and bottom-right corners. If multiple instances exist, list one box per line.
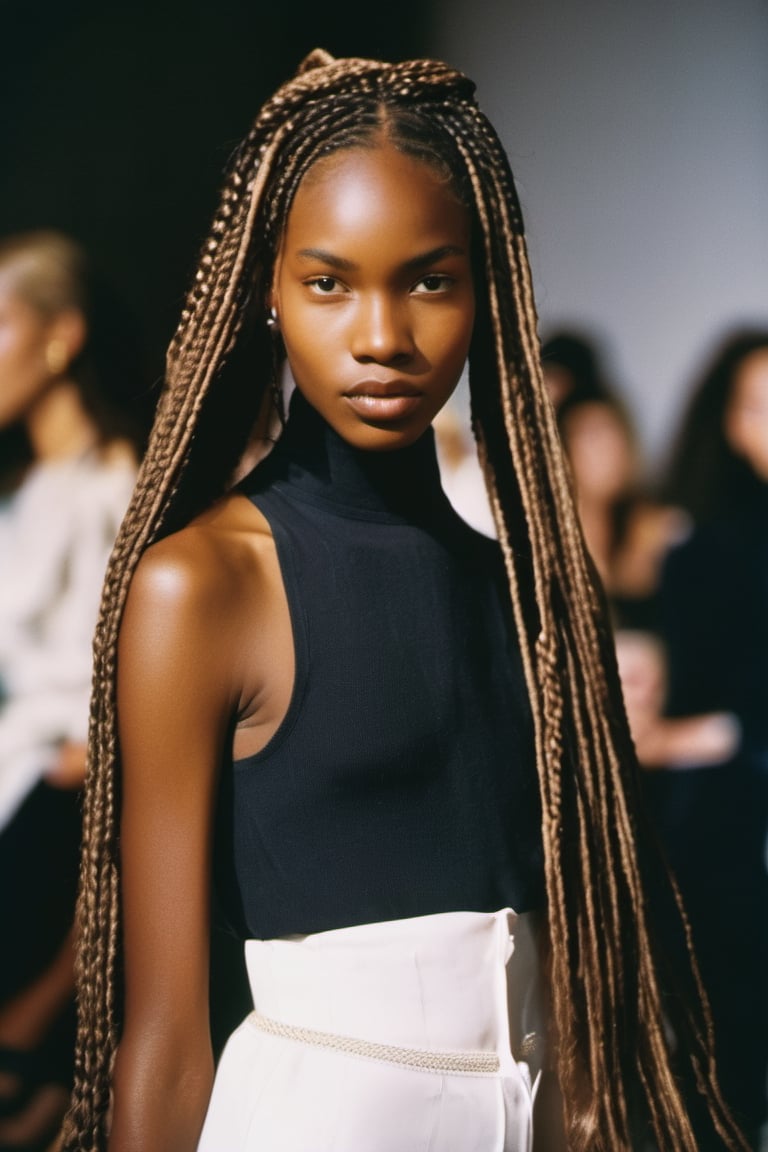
left=1, top=0, right=434, bottom=428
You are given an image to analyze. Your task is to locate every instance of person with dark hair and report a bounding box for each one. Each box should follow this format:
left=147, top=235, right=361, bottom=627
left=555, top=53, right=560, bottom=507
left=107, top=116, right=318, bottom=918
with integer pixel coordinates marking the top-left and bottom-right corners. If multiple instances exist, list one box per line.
left=555, top=379, right=646, bottom=596
left=554, top=381, right=736, bottom=776
left=543, top=331, right=687, bottom=636
left=539, top=329, right=613, bottom=411
left=59, top=51, right=748, bottom=1152
left=654, top=328, right=768, bottom=1150
left=0, top=230, right=145, bottom=1150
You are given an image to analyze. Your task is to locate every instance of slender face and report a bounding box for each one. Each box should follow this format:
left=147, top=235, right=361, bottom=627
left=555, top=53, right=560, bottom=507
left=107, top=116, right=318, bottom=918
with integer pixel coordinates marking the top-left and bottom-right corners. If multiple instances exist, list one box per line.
left=0, top=275, right=54, bottom=429
left=271, top=142, right=475, bottom=451
left=725, top=348, right=768, bottom=481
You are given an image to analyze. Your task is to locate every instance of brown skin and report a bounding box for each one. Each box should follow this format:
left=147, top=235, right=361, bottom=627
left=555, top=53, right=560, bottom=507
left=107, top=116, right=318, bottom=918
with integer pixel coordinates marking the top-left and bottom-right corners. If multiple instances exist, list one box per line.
left=108, top=143, right=477, bottom=1152
left=109, top=497, right=289, bottom=1152
left=270, top=145, right=475, bottom=450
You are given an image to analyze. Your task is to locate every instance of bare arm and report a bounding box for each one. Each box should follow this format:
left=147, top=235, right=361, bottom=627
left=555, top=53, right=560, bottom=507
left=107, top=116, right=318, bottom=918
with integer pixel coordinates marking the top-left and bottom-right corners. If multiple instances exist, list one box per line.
left=107, top=532, right=246, bottom=1152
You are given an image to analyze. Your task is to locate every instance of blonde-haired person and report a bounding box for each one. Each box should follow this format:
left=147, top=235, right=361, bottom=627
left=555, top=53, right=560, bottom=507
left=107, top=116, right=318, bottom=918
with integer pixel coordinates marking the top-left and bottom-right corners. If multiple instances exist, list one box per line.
left=0, top=230, right=143, bottom=1151
left=60, top=52, right=748, bottom=1152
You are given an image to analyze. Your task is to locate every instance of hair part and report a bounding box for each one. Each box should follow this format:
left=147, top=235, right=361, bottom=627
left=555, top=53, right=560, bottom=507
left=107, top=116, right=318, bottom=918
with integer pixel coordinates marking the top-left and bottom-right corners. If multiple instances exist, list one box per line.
left=62, top=51, right=748, bottom=1152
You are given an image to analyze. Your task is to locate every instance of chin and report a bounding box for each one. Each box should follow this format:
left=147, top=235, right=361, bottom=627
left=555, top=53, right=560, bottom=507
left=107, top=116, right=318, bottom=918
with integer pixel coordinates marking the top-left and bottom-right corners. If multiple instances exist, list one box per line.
left=347, top=423, right=427, bottom=452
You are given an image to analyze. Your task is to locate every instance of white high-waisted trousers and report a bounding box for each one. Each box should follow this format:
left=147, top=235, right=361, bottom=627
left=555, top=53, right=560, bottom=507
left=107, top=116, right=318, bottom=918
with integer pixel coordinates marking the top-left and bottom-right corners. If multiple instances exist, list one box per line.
left=197, top=907, right=545, bottom=1152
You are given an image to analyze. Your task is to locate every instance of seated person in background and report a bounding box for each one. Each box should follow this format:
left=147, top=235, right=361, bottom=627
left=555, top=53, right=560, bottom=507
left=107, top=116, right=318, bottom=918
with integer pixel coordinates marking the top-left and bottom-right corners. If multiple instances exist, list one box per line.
left=555, top=378, right=688, bottom=631
left=555, top=376, right=738, bottom=768
left=0, top=230, right=146, bottom=1152
left=653, top=327, right=768, bottom=1151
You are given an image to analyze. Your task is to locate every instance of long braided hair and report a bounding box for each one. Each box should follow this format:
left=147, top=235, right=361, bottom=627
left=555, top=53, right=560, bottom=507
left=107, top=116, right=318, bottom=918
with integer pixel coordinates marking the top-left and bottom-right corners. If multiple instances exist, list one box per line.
left=62, top=49, right=747, bottom=1151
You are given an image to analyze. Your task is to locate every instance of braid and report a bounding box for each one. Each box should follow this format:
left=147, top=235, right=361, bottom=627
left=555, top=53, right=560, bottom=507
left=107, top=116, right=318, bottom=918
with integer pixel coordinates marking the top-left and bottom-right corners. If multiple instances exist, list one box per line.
left=62, top=50, right=747, bottom=1151
left=438, top=100, right=744, bottom=1148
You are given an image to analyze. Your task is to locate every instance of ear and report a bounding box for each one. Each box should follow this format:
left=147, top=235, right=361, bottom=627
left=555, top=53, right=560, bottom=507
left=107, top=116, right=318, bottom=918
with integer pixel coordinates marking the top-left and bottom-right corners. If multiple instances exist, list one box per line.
left=49, top=307, right=87, bottom=364
left=267, top=250, right=284, bottom=317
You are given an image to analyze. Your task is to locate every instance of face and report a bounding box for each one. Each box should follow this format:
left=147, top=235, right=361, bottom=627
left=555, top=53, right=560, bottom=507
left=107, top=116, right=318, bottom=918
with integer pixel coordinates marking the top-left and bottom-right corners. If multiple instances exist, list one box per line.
left=271, top=143, right=475, bottom=451
left=561, top=401, right=635, bottom=503
left=725, top=348, right=768, bottom=481
left=0, top=275, right=54, bottom=429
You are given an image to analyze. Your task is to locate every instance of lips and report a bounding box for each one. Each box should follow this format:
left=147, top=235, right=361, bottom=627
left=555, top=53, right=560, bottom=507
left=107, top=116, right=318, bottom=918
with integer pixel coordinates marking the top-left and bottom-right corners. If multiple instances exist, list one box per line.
left=343, top=380, right=423, bottom=422
left=344, top=380, right=421, bottom=399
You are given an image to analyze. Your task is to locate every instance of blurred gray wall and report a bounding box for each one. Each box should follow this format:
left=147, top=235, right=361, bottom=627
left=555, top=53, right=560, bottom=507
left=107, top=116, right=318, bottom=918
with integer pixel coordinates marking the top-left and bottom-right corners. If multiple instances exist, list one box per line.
left=431, top=0, right=768, bottom=468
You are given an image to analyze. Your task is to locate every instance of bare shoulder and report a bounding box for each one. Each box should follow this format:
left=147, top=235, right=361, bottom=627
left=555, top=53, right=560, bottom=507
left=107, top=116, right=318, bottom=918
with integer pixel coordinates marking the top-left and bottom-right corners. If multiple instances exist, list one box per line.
left=119, top=492, right=280, bottom=708
left=118, top=488, right=292, bottom=762
left=126, top=492, right=273, bottom=619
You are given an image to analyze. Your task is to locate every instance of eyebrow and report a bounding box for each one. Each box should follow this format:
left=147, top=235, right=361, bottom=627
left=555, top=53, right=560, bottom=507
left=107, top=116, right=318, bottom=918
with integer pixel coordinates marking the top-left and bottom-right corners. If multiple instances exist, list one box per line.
left=296, top=245, right=466, bottom=272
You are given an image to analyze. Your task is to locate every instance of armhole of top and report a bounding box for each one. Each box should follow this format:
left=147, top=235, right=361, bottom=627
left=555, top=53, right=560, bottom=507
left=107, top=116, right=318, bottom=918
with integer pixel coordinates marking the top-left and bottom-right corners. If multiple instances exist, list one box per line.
left=232, top=495, right=310, bottom=768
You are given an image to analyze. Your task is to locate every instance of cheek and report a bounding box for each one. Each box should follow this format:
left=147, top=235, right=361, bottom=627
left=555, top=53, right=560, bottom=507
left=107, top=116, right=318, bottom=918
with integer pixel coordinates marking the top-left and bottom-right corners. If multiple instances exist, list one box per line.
left=0, top=329, right=49, bottom=411
left=425, top=301, right=475, bottom=367
left=729, top=413, right=768, bottom=477
left=0, top=330, right=31, bottom=376
left=280, top=292, right=340, bottom=358
left=281, top=319, right=336, bottom=382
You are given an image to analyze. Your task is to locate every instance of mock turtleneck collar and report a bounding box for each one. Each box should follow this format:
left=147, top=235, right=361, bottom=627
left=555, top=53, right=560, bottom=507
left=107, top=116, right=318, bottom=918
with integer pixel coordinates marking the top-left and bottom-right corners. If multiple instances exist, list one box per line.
left=247, top=389, right=453, bottom=525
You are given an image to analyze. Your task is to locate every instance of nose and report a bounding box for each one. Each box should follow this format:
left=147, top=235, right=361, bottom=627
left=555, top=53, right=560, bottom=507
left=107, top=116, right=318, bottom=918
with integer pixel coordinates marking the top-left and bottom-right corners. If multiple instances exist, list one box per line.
left=350, top=294, right=415, bottom=365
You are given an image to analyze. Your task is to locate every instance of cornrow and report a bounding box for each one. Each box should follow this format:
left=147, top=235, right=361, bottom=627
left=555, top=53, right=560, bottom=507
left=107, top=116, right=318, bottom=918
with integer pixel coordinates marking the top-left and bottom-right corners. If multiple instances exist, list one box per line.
left=62, top=50, right=748, bottom=1151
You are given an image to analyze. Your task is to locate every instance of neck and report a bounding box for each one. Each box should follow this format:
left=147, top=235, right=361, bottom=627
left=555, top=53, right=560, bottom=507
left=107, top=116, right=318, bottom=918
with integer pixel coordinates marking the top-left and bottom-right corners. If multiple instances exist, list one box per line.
left=26, top=378, right=98, bottom=462
left=576, top=495, right=615, bottom=580
left=253, top=389, right=452, bottom=525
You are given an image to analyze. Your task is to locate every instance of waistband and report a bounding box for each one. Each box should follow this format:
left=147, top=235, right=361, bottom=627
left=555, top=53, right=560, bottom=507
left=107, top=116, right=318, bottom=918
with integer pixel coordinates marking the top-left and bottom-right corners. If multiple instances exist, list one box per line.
left=244, top=908, right=544, bottom=1071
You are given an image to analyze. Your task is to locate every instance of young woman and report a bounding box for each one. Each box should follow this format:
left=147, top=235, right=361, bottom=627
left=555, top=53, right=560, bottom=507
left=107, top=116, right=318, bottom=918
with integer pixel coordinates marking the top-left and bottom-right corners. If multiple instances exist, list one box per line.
left=61, top=51, right=747, bottom=1152
left=554, top=383, right=737, bottom=774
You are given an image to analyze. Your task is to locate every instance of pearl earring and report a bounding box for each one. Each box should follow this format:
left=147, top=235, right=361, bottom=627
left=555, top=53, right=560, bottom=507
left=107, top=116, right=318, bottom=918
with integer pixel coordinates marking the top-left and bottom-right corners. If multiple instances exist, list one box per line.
left=266, top=306, right=279, bottom=331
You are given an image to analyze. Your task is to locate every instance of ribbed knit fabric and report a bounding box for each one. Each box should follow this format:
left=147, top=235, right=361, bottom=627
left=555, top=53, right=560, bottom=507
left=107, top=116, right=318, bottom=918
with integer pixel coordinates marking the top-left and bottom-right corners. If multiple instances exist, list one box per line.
left=214, top=391, right=544, bottom=939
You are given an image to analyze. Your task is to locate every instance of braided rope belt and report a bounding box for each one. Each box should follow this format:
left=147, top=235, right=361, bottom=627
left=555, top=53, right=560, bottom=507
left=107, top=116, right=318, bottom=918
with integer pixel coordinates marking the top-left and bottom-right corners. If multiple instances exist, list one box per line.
left=248, top=1012, right=502, bottom=1075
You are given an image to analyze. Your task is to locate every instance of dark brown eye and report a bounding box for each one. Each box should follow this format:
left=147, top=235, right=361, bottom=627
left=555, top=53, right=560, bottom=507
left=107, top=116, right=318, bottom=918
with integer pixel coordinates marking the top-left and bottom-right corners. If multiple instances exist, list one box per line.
left=413, top=274, right=452, bottom=294
left=308, top=277, right=340, bottom=294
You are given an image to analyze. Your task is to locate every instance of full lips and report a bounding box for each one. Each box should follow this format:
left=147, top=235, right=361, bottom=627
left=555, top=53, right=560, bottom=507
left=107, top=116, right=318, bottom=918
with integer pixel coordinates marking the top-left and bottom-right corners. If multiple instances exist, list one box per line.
left=343, top=393, right=423, bottom=421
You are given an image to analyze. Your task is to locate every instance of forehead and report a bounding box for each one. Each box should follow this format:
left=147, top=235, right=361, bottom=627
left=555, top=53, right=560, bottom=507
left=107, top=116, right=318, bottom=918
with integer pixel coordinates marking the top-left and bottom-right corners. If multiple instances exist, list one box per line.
left=734, top=348, right=768, bottom=397
left=0, top=261, right=50, bottom=315
left=0, top=267, right=21, bottom=299
left=283, top=144, right=471, bottom=252
left=0, top=271, right=34, bottom=314
left=564, top=402, right=626, bottom=435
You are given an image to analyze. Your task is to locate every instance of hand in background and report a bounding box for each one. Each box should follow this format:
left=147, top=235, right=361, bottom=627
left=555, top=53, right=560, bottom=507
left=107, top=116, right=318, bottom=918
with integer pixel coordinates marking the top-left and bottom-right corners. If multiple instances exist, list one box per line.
left=614, top=629, right=740, bottom=770
left=45, top=740, right=88, bottom=789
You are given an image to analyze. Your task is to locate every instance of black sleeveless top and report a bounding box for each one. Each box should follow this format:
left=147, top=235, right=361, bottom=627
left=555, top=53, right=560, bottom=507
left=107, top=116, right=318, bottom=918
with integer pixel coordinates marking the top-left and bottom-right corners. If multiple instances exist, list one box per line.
left=214, top=392, right=545, bottom=939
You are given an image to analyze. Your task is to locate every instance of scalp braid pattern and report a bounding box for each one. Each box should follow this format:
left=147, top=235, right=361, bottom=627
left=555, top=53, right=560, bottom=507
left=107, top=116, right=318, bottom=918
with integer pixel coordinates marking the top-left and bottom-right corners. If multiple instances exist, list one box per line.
left=62, top=51, right=747, bottom=1151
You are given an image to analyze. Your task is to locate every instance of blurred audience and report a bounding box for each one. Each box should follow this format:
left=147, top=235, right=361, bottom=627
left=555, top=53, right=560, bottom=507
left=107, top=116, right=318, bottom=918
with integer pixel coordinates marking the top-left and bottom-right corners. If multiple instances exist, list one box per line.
left=555, top=374, right=687, bottom=626
left=552, top=325, right=767, bottom=1146
left=551, top=346, right=735, bottom=772
left=651, top=327, right=768, bottom=1149
left=0, top=230, right=146, bottom=1151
